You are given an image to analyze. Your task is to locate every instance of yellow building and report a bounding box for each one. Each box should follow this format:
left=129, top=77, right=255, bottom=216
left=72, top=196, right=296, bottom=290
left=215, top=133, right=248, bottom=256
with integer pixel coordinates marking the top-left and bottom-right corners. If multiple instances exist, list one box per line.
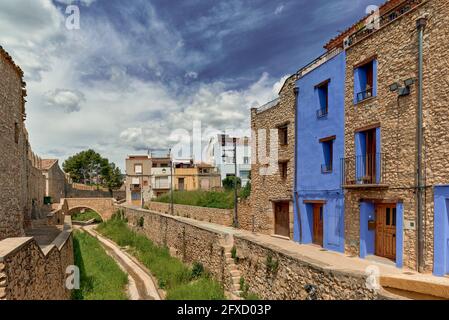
left=173, top=161, right=221, bottom=191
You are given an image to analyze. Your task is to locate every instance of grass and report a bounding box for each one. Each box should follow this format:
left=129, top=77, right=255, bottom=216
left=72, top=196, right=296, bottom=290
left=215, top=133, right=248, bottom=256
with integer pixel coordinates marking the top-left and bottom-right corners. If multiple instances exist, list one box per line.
left=96, top=217, right=226, bottom=300
left=155, top=190, right=234, bottom=209
left=72, top=231, right=128, bottom=300
left=72, top=210, right=103, bottom=223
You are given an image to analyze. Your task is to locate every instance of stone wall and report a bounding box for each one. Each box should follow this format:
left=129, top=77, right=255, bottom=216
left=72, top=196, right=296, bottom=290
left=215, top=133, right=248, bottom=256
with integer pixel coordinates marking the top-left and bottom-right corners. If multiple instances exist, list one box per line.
left=233, top=235, right=379, bottom=300
left=244, top=75, right=297, bottom=237
left=66, top=197, right=116, bottom=220
left=343, top=0, right=449, bottom=271
left=0, top=46, right=28, bottom=240
left=148, top=201, right=233, bottom=226
left=119, top=204, right=386, bottom=300
left=0, top=216, right=74, bottom=300
left=121, top=205, right=235, bottom=291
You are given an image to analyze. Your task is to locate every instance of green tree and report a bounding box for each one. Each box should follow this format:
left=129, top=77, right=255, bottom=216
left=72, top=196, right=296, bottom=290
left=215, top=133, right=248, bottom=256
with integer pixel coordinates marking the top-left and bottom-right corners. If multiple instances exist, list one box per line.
left=63, top=150, right=123, bottom=191
left=103, top=163, right=124, bottom=193
left=222, top=176, right=242, bottom=191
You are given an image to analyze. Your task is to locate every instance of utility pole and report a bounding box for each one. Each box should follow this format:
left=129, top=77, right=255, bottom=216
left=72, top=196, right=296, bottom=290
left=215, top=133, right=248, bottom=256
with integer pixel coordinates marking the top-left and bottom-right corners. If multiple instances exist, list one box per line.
left=233, top=137, right=239, bottom=228
left=416, top=17, right=427, bottom=273
left=169, top=148, right=174, bottom=215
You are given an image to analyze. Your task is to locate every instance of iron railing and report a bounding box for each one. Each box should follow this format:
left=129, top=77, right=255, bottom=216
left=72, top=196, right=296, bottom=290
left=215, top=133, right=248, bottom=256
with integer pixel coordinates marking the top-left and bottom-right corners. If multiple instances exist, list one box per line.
left=341, top=153, right=387, bottom=186
left=317, top=108, right=328, bottom=118
left=356, top=87, right=373, bottom=103
left=346, top=0, right=425, bottom=48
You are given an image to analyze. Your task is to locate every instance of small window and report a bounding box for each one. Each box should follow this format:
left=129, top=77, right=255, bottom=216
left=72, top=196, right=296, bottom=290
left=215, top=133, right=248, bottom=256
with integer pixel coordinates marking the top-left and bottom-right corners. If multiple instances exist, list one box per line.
left=134, top=164, right=143, bottom=174
left=143, top=180, right=148, bottom=186
left=279, top=161, right=288, bottom=179
left=243, top=157, right=250, bottom=164
left=279, top=126, right=288, bottom=146
left=355, top=60, right=376, bottom=103
left=320, top=136, right=335, bottom=174
left=14, top=122, right=20, bottom=144
left=316, top=80, right=329, bottom=118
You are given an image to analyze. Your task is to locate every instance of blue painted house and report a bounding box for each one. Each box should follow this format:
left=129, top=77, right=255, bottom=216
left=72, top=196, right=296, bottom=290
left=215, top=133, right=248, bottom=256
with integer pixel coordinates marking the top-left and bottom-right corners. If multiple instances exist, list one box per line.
left=293, top=50, right=346, bottom=253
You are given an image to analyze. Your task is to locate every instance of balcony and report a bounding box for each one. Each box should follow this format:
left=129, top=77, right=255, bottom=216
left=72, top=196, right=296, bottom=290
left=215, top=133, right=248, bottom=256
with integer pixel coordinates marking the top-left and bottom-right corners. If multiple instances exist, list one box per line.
left=356, top=87, right=373, bottom=103
left=316, top=108, right=328, bottom=119
left=341, top=153, right=388, bottom=188
left=153, top=182, right=170, bottom=189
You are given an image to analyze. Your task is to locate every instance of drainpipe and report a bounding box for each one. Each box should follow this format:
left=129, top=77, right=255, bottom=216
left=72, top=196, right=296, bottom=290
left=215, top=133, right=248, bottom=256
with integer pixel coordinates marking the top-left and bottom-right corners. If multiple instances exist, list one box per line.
left=293, top=86, right=302, bottom=243
left=416, top=17, right=427, bottom=273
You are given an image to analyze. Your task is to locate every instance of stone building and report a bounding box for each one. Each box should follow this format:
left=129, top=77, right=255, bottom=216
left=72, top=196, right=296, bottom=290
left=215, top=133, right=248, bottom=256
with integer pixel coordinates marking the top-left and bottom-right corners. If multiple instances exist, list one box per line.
left=0, top=46, right=30, bottom=240
left=325, top=0, right=449, bottom=274
left=125, top=155, right=152, bottom=206
left=149, top=155, right=172, bottom=198
left=39, top=159, right=67, bottom=204
left=242, top=75, right=297, bottom=238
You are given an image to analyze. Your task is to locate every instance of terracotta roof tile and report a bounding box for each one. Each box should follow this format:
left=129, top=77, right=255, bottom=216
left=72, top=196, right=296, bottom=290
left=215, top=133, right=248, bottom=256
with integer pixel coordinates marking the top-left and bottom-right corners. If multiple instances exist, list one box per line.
left=40, top=159, right=58, bottom=170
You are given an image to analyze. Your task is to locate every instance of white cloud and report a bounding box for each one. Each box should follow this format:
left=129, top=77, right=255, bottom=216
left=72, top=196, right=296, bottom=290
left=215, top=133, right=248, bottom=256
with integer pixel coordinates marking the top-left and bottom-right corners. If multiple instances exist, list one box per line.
left=55, top=0, right=96, bottom=6
left=275, top=4, right=285, bottom=15
left=1, top=0, right=286, bottom=169
left=44, top=89, right=85, bottom=113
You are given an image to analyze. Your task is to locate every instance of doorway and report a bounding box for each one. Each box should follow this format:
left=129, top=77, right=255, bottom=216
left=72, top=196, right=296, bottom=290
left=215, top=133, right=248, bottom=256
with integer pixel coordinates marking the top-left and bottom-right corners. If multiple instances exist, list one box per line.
left=178, top=178, right=185, bottom=191
left=375, top=204, right=397, bottom=261
left=274, top=201, right=290, bottom=238
left=313, top=204, right=324, bottom=246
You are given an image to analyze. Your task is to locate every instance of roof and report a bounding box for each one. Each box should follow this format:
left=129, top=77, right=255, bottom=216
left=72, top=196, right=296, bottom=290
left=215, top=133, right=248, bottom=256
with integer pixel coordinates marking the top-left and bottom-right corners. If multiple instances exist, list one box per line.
left=324, top=0, right=406, bottom=51
left=40, top=159, right=58, bottom=171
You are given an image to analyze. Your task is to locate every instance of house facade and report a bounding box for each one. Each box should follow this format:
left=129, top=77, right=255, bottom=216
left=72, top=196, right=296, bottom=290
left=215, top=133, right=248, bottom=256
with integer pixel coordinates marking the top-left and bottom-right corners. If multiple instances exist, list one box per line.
left=294, top=49, right=346, bottom=253
left=149, top=155, right=172, bottom=198
left=173, top=160, right=221, bottom=192
left=247, top=75, right=297, bottom=238
left=39, top=159, right=67, bottom=204
left=125, top=155, right=152, bottom=206
left=204, top=134, right=252, bottom=187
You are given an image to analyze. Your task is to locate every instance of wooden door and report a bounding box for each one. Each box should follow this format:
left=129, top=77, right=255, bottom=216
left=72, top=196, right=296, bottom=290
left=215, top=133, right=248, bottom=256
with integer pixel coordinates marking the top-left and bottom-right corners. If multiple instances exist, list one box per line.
left=178, top=178, right=185, bottom=191
left=274, top=202, right=290, bottom=238
left=313, top=204, right=324, bottom=246
left=375, top=204, right=397, bottom=260
left=365, top=129, right=376, bottom=184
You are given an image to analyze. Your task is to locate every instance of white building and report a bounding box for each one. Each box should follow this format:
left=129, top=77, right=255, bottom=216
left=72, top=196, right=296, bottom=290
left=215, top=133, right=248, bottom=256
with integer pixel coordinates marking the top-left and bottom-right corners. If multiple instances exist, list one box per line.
left=204, top=134, right=251, bottom=187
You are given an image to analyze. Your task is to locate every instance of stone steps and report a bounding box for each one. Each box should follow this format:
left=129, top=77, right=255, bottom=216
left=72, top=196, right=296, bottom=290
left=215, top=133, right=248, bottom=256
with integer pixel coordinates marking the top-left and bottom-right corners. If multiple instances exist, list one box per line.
left=223, top=245, right=243, bottom=299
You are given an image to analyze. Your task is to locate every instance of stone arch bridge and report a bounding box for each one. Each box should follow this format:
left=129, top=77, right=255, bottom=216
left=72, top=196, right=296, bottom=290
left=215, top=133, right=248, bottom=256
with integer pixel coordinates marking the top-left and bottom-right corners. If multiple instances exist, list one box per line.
left=64, top=198, right=117, bottom=221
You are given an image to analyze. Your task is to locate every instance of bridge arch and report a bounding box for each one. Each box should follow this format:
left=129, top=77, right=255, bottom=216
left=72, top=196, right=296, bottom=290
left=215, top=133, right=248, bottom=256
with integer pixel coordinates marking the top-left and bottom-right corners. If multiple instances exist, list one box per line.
left=64, top=198, right=116, bottom=221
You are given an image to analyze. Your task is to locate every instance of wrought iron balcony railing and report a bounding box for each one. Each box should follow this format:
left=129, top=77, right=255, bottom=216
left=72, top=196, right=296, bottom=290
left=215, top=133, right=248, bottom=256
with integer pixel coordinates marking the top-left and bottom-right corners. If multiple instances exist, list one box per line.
left=316, top=108, right=328, bottom=119
left=356, top=87, right=373, bottom=103
left=341, top=153, right=387, bottom=187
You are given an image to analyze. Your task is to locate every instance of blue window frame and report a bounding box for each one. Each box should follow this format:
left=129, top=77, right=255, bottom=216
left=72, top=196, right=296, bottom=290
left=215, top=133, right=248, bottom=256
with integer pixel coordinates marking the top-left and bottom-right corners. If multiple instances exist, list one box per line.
left=354, top=59, right=377, bottom=104
left=316, top=79, right=330, bottom=118
left=320, top=136, right=335, bottom=174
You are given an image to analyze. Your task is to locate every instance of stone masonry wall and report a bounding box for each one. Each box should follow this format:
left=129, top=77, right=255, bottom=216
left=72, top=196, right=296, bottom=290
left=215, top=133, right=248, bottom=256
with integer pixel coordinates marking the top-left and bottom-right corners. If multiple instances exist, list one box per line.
left=245, top=75, right=297, bottom=237
left=121, top=205, right=235, bottom=291
left=344, top=0, right=449, bottom=271
left=0, top=216, right=74, bottom=300
left=0, top=47, right=27, bottom=240
left=119, top=204, right=386, bottom=300
left=149, top=201, right=233, bottom=227
left=233, top=235, right=379, bottom=300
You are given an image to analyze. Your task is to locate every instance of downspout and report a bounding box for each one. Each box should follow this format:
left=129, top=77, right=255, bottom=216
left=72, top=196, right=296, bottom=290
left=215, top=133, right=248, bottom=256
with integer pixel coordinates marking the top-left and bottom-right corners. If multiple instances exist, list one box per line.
left=293, top=85, right=302, bottom=243
left=416, top=17, right=427, bottom=273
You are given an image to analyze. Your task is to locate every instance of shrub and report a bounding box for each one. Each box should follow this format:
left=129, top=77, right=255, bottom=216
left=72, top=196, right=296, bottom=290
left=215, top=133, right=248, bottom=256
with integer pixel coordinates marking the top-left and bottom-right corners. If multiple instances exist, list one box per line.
left=138, top=216, right=144, bottom=228
left=266, top=254, right=279, bottom=273
left=191, top=262, right=205, bottom=279
left=222, top=176, right=241, bottom=191
left=239, top=182, right=251, bottom=199
left=155, top=190, right=234, bottom=209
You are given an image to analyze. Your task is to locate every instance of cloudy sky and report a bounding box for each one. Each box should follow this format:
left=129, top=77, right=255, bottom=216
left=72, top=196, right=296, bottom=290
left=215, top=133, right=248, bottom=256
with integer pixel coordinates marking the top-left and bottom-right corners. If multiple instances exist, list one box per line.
left=0, top=0, right=384, bottom=169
